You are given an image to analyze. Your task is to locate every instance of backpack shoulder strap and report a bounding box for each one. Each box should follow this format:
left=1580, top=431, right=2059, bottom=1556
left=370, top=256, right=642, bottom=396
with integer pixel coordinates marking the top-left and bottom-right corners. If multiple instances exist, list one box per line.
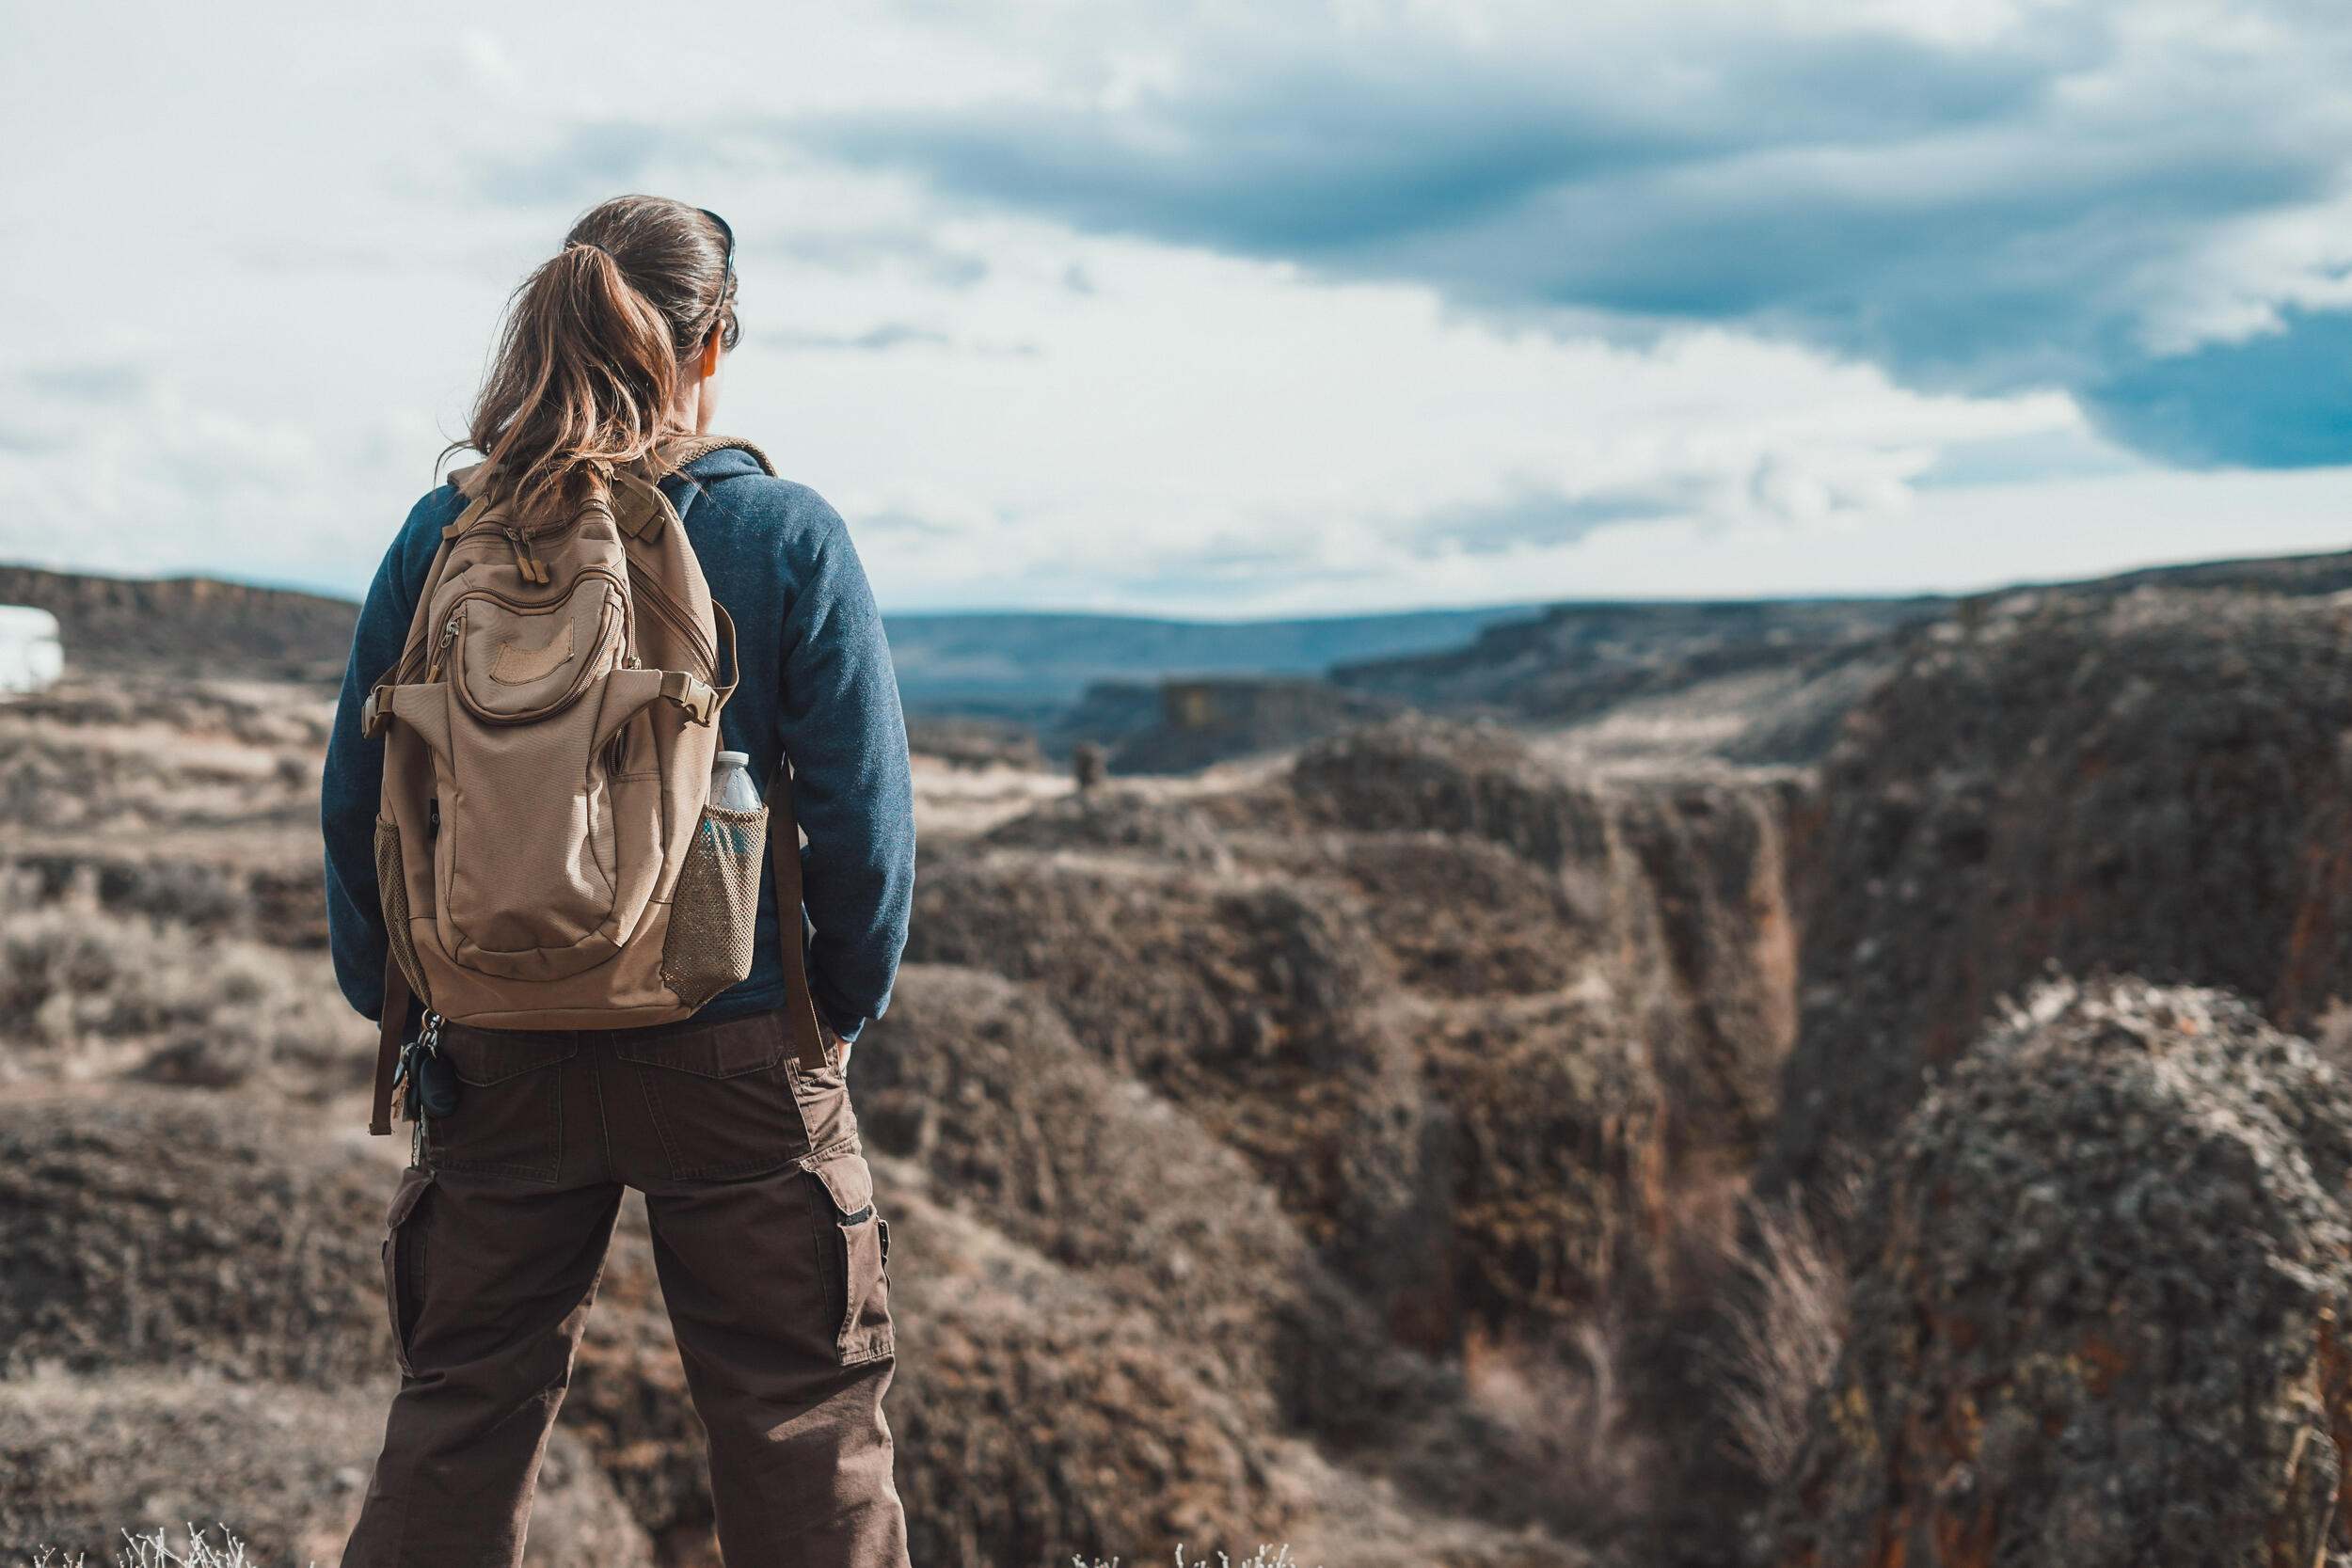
left=768, top=757, right=836, bottom=1074
left=611, top=436, right=773, bottom=541
left=650, top=434, right=777, bottom=477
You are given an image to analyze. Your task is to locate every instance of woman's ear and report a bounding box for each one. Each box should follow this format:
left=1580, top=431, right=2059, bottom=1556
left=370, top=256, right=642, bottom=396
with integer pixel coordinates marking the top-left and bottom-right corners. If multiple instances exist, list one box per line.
left=699, top=328, right=723, bottom=380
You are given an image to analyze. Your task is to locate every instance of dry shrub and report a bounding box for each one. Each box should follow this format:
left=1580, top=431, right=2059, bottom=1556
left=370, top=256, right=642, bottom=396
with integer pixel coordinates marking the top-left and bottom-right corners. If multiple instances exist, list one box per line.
left=28, top=1525, right=277, bottom=1568
left=0, top=870, right=365, bottom=1097
left=1461, top=1318, right=1657, bottom=1543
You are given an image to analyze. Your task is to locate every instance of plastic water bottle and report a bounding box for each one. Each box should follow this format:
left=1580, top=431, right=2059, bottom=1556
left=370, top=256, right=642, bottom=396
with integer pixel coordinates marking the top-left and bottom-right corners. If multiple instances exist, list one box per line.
left=710, top=751, right=762, bottom=813
left=709, top=751, right=763, bottom=857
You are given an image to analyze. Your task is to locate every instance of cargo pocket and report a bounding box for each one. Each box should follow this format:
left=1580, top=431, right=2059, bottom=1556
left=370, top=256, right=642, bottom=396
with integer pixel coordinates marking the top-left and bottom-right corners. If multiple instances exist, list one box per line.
left=374, top=817, right=428, bottom=1001
left=660, top=804, right=769, bottom=1009
left=382, top=1165, right=434, bottom=1377
left=426, top=1026, right=575, bottom=1182
left=809, top=1149, right=893, bottom=1366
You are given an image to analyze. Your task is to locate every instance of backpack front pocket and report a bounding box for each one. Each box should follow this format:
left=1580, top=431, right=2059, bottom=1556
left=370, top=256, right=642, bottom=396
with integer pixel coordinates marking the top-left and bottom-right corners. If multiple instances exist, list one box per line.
left=444, top=573, right=626, bottom=725
left=391, top=674, right=670, bottom=981
left=661, top=803, right=769, bottom=1008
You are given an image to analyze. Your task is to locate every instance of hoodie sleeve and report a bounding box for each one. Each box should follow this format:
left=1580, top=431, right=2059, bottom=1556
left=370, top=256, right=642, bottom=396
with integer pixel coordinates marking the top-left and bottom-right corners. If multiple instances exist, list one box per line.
left=321, top=491, right=450, bottom=1022
left=772, top=498, right=917, bottom=1040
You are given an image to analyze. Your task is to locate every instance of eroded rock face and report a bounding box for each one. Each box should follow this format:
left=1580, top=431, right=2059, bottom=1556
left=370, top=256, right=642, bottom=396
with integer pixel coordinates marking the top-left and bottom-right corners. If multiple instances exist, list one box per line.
left=905, top=851, right=1431, bottom=1294
left=1769, top=978, right=2352, bottom=1568
left=1772, top=590, right=2352, bottom=1190
left=857, top=965, right=1338, bottom=1411
left=908, top=716, right=1804, bottom=1349
left=860, top=972, right=1637, bottom=1552
left=1289, top=719, right=1801, bottom=1164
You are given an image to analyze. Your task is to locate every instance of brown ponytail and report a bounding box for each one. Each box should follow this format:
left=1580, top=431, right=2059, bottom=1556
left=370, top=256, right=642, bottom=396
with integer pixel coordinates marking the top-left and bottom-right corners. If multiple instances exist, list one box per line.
left=456, top=195, right=739, bottom=520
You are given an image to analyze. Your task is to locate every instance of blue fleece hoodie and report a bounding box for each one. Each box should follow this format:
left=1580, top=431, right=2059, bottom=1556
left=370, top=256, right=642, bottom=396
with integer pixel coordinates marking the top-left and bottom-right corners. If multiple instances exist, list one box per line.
left=321, top=446, right=915, bottom=1041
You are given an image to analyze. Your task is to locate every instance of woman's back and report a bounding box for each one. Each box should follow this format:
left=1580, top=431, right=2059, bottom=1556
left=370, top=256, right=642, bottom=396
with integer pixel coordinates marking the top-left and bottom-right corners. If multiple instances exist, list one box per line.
left=325, top=439, right=914, bottom=1039
left=323, top=194, right=917, bottom=1568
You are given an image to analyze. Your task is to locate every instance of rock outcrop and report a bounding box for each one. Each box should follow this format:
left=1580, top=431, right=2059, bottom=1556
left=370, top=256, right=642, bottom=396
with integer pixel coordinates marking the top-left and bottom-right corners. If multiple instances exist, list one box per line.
left=1772, top=589, right=2352, bottom=1191
left=858, top=967, right=1339, bottom=1403
left=884, top=1176, right=1288, bottom=1568
left=0, top=564, right=359, bottom=680
left=1769, top=977, right=2352, bottom=1567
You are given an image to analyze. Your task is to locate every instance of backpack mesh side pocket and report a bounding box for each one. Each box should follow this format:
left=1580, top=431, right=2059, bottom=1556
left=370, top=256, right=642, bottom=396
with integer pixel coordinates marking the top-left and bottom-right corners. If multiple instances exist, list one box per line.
left=374, top=817, right=428, bottom=1002
left=661, top=804, right=769, bottom=1009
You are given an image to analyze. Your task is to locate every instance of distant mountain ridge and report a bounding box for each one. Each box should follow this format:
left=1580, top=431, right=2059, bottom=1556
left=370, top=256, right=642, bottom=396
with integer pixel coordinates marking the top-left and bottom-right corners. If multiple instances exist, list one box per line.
left=1332, top=546, right=2352, bottom=726
left=0, top=561, right=1540, bottom=705
left=10, top=546, right=2352, bottom=722
left=882, top=604, right=1543, bottom=715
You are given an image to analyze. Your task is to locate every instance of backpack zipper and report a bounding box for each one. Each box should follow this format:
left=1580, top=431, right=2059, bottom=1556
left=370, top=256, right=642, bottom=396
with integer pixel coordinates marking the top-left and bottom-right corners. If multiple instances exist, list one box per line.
left=628, top=563, right=717, bottom=674
left=501, top=525, right=550, bottom=585
left=426, top=611, right=462, bottom=683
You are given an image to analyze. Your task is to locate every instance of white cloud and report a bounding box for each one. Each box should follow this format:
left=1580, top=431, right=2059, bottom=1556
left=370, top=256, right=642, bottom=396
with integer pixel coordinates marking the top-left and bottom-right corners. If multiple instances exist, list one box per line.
left=1, top=0, right=2347, bottom=616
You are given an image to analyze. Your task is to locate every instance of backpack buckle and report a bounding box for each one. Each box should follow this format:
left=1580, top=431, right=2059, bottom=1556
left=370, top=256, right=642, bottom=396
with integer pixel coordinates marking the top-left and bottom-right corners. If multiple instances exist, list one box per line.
left=360, top=684, right=392, bottom=739
left=658, top=670, right=718, bottom=726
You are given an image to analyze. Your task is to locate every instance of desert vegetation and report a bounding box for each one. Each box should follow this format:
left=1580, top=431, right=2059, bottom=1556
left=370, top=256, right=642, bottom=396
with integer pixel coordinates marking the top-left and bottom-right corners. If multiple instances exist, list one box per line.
left=13, top=554, right=2352, bottom=1563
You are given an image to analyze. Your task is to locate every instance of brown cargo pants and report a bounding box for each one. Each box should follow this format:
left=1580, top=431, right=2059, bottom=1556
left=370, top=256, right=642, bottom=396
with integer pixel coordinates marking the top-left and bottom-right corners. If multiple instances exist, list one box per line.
left=342, top=1008, right=908, bottom=1568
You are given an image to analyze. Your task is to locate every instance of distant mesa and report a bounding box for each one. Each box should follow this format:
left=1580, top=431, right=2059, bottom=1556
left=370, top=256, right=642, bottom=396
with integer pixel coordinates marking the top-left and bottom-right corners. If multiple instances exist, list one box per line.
left=0, top=564, right=356, bottom=684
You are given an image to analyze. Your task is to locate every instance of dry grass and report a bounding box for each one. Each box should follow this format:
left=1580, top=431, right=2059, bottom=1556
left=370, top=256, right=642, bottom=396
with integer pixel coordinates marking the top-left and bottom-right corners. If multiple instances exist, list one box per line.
left=24, top=1525, right=299, bottom=1568
left=1077, top=1549, right=1316, bottom=1568
left=1710, top=1186, right=1855, bottom=1488
left=24, top=1529, right=1306, bottom=1568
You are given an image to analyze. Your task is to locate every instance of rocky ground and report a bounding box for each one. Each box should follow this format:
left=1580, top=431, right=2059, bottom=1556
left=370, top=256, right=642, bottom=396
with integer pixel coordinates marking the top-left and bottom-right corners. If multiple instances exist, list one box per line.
left=0, top=677, right=1678, bottom=1565
left=14, top=553, right=2352, bottom=1564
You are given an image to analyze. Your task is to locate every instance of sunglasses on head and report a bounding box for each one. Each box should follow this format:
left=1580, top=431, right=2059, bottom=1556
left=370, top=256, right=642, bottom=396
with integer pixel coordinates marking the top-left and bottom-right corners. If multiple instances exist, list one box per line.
left=696, top=206, right=739, bottom=350
left=699, top=207, right=735, bottom=289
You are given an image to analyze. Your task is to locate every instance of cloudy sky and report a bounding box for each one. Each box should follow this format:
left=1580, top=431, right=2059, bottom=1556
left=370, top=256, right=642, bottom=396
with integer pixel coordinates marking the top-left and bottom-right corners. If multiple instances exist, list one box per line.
left=4, top=0, right=2349, bottom=615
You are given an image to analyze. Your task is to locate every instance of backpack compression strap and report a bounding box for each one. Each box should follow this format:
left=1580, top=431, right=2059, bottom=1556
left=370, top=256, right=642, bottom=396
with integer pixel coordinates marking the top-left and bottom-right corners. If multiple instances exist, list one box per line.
left=369, top=951, right=411, bottom=1136
left=768, top=758, right=836, bottom=1074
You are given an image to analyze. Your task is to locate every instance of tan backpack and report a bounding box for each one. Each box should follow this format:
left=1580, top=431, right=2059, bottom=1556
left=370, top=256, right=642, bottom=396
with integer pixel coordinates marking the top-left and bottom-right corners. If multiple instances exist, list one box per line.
left=360, top=435, right=831, bottom=1134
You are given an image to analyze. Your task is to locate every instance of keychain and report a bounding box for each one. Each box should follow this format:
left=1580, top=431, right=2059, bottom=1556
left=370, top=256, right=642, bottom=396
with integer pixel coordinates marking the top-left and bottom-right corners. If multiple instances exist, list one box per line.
left=397, top=1012, right=460, bottom=1164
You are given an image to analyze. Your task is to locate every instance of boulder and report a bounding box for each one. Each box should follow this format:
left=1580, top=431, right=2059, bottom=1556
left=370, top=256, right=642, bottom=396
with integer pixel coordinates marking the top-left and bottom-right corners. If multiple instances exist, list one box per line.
left=1769, top=977, right=2352, bottom=1567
